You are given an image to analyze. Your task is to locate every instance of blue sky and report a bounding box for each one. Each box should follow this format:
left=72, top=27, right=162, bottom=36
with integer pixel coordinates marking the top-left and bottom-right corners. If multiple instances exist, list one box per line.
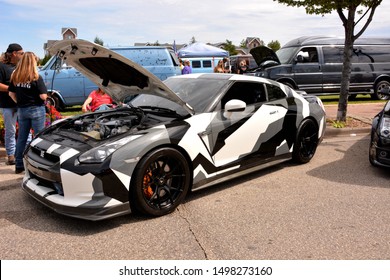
left=1, top=0, right=390, bottom=59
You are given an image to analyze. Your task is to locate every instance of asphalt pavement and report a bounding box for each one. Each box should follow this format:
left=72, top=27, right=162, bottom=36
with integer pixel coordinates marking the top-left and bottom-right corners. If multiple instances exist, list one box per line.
left=0, top=102, right=385, bottom=186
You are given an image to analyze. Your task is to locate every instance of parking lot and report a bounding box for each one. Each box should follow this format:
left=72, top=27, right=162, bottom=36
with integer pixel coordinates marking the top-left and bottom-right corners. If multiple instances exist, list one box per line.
left=0, top=131, right=389, bottom=260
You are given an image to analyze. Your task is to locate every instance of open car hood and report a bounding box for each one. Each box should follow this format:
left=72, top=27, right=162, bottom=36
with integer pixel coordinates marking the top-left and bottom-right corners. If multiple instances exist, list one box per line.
left=249, top=46, right=280, bottom=67
left=48, top=39, right=194, bottom=115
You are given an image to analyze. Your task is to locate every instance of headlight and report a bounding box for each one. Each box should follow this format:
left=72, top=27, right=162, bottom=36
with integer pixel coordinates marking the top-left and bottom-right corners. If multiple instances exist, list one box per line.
left=78, top=135, right=142, bottom=163
left=380, top=116, right=390, bottom=139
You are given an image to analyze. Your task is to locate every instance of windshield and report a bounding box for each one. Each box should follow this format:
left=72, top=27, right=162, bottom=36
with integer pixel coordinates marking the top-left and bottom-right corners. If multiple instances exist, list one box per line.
left=130, top=77, right=230, bottom=114
left=276, top=47, right=299, bottom=64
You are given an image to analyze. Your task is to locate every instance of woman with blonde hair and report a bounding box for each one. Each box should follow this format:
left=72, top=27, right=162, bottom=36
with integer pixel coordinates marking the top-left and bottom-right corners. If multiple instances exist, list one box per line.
left=8, top=52, right=47, bottom=173
left=214, top=60, right=225, bottom=73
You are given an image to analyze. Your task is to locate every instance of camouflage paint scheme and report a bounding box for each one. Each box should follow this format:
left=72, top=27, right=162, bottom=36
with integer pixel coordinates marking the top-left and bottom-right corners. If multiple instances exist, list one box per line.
left=21, top=40, right=326, bottom=220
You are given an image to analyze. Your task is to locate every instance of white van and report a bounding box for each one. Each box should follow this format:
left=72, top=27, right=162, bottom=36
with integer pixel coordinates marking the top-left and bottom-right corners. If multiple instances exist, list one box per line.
left=110, top=46, right=181, bottom=80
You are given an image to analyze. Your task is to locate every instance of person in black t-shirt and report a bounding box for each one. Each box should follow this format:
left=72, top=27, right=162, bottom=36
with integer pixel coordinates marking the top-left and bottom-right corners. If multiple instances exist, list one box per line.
left=8, top=52, right=47, bottom=173
left=0, top=43, right=24, bottom=165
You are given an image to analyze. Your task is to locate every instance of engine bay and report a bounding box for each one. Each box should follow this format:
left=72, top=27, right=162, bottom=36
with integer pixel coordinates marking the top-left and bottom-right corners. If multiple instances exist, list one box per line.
left=60, top=108, right=145, bottom=140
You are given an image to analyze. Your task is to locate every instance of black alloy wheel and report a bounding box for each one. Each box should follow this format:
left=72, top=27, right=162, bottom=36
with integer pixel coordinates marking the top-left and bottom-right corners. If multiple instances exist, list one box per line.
left=130, top=147, right=191, bottom=216
left=292, top=119, right=319, bottom=164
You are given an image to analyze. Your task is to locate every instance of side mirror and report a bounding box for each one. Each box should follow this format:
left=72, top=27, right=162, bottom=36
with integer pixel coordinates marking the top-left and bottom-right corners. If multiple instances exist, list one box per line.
left=225, top=99, right=246, bottom=112
left=224, top=99, right=246, bottom=119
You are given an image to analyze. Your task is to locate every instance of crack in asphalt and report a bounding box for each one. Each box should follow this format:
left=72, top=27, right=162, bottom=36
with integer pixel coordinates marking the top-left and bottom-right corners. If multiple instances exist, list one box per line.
left=177, top=205, right=209, bottom=260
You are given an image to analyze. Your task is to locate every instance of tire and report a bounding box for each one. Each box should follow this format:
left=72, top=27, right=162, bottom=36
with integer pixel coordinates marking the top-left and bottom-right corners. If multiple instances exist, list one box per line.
left=46, top=94, right=63, bottom=111
left=130, top=147, right=191, bottom=216
left=373, top=80, right=390, bottom=100
left=292, top=119, right=319, bottom=164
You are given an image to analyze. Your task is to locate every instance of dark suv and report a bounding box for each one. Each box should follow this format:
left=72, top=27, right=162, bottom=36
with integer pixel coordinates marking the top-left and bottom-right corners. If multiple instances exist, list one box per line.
left=247, top=36, right=390, bottom=100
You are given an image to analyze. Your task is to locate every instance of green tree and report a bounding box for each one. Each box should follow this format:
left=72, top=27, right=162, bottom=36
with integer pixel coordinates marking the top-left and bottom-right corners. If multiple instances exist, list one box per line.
left=39, top=54, right=51, bottom=66
left=94, top=36, right=104, bottom=46
left=267, top=40, right=281, bottom=51
left=240, top=39, right=247, bottom=48
left=275, top=0, right=382, bottom=122
left=223, top=40, right=238, bottom=55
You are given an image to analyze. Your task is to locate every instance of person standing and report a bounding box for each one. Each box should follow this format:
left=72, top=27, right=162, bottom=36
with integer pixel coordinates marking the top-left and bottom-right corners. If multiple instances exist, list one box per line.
left=214, top=60, right=225, bottom=73
left=181, top=60, right=192, bottom=75
left=8, top=52, right=47, bottom=174
left=0, top=43, right=24, bottom=165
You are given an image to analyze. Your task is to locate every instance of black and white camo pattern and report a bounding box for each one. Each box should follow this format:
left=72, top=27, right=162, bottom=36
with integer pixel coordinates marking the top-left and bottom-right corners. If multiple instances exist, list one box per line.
left=22, top=76, right=325, bottom=220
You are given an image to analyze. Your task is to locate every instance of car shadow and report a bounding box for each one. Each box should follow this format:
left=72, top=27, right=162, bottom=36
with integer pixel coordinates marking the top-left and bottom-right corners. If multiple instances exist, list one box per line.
left=2, top=164, right=286, bottom=236
left=306, top=135, right=390, bottom=187
left=5, top=135, right=387, bottom=235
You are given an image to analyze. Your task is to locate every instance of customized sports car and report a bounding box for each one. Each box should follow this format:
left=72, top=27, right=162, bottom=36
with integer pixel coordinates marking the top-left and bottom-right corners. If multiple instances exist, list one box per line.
left=22, top=39, right=326, bottom=220
left=369, top=88, right=390, bottom=167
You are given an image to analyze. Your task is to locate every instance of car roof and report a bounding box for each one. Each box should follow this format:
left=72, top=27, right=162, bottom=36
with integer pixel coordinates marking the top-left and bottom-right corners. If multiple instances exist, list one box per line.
left=283, top=36, right=390, bottom=47
left=169, top=73, right=277, bottom=84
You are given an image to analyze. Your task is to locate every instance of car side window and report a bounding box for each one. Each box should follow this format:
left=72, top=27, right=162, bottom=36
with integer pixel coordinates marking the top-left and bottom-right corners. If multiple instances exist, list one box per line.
left=353, top=46, right=390, bottom=63
left=50, top=57, right=70, bottom=70
left=323, top=46, right=361, bottom=63
left=296, top=47, right=318, bottom=63
left=191, top=61, right=201, bottom=68
left=266, top=84, right=286, bottom=101
left=203, top=60, right=212, bottom=68
left=323, top=47, right=342, bottom=63
left=221, top=82, right=266, bottom=109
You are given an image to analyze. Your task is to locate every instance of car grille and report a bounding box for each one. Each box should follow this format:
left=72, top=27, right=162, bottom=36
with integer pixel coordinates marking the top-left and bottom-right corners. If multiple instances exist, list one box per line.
left=25, top=146, right=64, bottom=195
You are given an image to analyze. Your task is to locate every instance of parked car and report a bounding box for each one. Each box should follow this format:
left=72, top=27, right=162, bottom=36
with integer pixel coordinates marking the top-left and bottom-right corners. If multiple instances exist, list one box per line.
left=369, top=88, right=390, bottom=167
left=22, top=39, right=326, bottom=220
left=247, top=36, right=390, bottom=100
left=110, top=46, right=181, bottom=80
left=40, top=44, right=181, bottom=110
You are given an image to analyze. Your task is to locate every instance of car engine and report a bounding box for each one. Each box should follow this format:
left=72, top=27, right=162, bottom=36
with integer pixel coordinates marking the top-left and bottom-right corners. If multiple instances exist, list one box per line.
left=62, top=109, right=145, bottom=140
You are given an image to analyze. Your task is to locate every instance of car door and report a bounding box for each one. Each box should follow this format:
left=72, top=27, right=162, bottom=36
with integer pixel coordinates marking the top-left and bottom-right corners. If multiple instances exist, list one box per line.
left=320, top=46, right=345, bottom=93
left=208, top=81, right=285, bottom=168
left=292, top=47, right=323, bottom=94
left=40, top=57, right=88, bottom=106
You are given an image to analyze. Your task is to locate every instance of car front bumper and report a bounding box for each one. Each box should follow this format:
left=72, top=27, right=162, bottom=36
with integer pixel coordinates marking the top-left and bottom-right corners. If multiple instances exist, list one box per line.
left=22, top=172, right=131, bottom=221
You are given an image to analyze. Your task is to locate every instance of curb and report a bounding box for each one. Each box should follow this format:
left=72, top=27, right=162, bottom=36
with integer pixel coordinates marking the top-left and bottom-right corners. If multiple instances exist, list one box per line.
left=324, top=126, right=370, bottom=138
left=324, top=114, right=372, bottom=138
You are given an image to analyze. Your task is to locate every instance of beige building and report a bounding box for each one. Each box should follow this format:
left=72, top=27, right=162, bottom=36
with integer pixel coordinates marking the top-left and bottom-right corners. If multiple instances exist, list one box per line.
left=43, top=28, right=78, bottom=56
